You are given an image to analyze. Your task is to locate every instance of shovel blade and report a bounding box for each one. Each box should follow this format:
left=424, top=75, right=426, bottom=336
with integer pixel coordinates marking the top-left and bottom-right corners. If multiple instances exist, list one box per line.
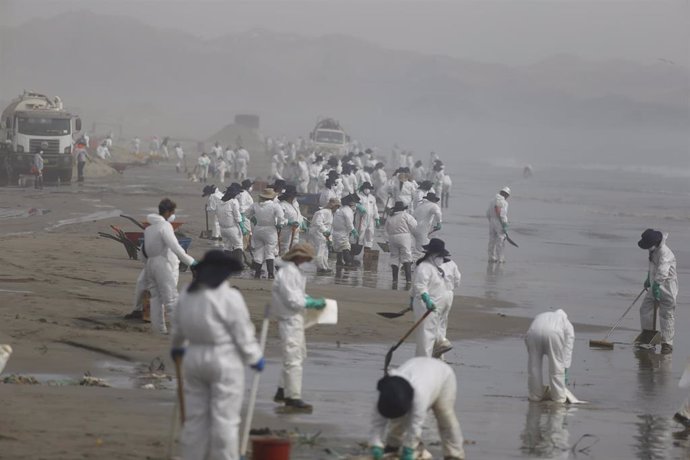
left=351, top=244, right=363, bottom=256
left=634, top=329, right=662, bottom=346
left=589, top=339, right=614, bottom=350
left=377, top=242, right=390, bottom=253
left=377, top=311, right=406, bottom=319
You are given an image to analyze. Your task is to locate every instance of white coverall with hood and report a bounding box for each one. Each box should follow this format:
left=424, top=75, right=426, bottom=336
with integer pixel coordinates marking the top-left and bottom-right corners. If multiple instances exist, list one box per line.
left=235, top=149, right=250, bottom=180
left=438, top=260, right=461, bottom=350
left=143, top=214, right=194, bottom=334
left=524, top=310, right=574, bottom=403
left=486, top=193, right=509, bottom=262
left=372, top=169, right=388, bottom=204
left=319, top=187, right=338, bottom=208
left=216, top=198, right=244, bottom=251
left=246, top=201, right=285, bottom=264
left=279, top=200, right=304, bottom=254
left=207, top=189, right=224, bottom=239
left=393, top=180, right=417, bottom=209
left=639, top=233, right=678, bottom=346
left=412, top=199, right=442, bottom=253
left=172, top=283, right=262, bottom=460
left=411, top=257, right=450, bottom=357
left=332, top=205, right=355, bottom=252
left=309, top=208, right=334, bottom=271
left=357, top=191, right=379, bottom=249
left=370, top=357, right=465, bottom=459
left=385, top=211, right=417, bottom=265
left=271, top=261, right=309, bottom=399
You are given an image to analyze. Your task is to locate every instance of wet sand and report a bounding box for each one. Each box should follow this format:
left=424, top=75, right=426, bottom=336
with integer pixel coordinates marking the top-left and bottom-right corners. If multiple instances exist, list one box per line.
left=1, top=161, right=687, bottom=459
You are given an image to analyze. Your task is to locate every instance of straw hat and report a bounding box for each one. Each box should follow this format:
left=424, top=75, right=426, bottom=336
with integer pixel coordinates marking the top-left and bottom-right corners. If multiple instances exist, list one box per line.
left=326, top=198, right=341, bottom=209
left=282, top=243, right=316, bottom=262
left=259, top=188, right=277, bottom=200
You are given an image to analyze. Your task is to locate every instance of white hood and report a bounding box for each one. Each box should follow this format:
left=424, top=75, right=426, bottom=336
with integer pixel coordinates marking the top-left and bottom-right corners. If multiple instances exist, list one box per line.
left=147, top=213, right=165, bottom=225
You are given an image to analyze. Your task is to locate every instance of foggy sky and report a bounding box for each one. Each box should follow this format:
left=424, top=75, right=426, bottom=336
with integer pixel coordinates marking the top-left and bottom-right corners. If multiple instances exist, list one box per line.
left=1, top=0, right=688, bottom=67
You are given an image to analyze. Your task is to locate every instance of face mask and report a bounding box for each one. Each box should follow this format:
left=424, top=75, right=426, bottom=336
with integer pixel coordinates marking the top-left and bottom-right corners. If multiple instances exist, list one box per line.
left=363, top=190, right=370, bottom=196
left=433, top=256, right=445, bottom=266
left=249, top=186, right=253, bottom=192
left=167, top=214, right=176, bottom=223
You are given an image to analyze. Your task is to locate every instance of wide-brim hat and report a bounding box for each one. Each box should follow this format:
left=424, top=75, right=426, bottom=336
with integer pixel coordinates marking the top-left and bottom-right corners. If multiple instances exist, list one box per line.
left=326, top=198, right=341, bottom=209
left=424, top=192, right=440, bottom=203
left=500, top=186, right=511, bottom=196
left=422, top=237, right=450, bottom=257
left=202, top=184, right=216, bottom=197
left=342, top=193, right=361, bottom=205
left=278, top=187, right=298, bottom=201
left=377, top=375, right=414, bottom=419
left=259, top=188, right=277, bottom=200
left=418, top=180, right=433, bottom=191
left=638, top=228, right=663, bottom=250
left=241, top=179, right=254, bottom=188
left=270, top=180, right=287, bottom=192
left=359, top=181, right=374, bottom=191
left=282, top=243, right=316, bottom=262
left=390, top=201, right=408, bottom=212
left=193, top=249, right=244, bottom=288
left=222, top=185, right=242, bottom=201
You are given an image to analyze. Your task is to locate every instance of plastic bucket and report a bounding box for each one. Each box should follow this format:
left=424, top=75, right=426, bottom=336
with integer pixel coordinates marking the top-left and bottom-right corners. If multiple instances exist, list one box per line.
left=252, top=437, right=291, bottom=460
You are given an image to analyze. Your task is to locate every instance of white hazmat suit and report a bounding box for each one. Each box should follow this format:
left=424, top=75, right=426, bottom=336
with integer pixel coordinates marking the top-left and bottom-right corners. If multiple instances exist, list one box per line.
left=524, top=309, right=574, bottom=403
left=279, top=200, right=303, bottom=254
left=309, top=208, right=334, bottom=272
left=437, top=259, right=461, bottom=355
left=486, top=193, right=509, bottom=263
left=411, top=258, right=451, bottom=357
left=246, top=201, right=285, bottom=264
left=332, top=205, right=355, bottom=252
left=356, top=191, right=379, bottom=249
left=385, top=211, right=417, bottom=266
left=216, top=198, right=243, bottom=251
left=143, top=214, right=194, bottom=334
left=370, top=357, right=465, bottom=459
left=172, top=283, right=262, bottom=460
left=207, top=189, right=224, bottom=239
left=412, top=199, right=442, bottom=253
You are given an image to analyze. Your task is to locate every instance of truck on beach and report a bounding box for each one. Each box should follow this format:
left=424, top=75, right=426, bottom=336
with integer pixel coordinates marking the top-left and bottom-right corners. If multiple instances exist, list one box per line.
left=1, top=91, right=82, bottom=183
left=309, top=117, right=350, bottom=156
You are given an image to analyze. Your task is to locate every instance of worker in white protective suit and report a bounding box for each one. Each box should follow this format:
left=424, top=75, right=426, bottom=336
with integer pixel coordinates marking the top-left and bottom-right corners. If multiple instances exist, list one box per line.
left=175, top=144, right=186, bottom=173
left=524, top=309, right=574, bottom=403
left=278, top=186, right=304, bottom=255
left=411, top=238, right=452, bottom=357
left=412, top=192, right=443, bottom=255
left=413, top=181, right=435, bottom=209
left=245, top=188, right=285, bottom=279
left=124, top=267, right=148, bottom=321
left=385, top=201, right=417, bottom=286
left=392, top=172, right=417, bottom=210
left=309, top=198, right=340, bottom=274
left=171, top=250, right=264, bottom=460
left=436, top=257, right=461, bottom=359
left=636, top=229, right=678, bottom=354
left=486, top=186, right=510, bottom=263
left=332, top=193, right=360, bottom=267
left=271, top=243, right=327, bottom=413
left=319, top=177, right=339, bottom=208
left=217, top=184, right=248, bottom=262
left=372, top=162, right=389, bottom=207
left=296, top=155, right=310, bottom=193
left=411, top=160, right=426, bottom=183
left=197, top=153, right=211, bottom=183
left=143, top=198, right=197, bottom=334
left=203, top=184, right=223, bottom=242
left=370, top=357, right=465, bottom=460
left=308, top=156, right=324, bottom=193
left=237, top=179, right=254, bottom=215
left=356, top=182, right=380, bottom=250
left=235, top=148, right=250, bottom=181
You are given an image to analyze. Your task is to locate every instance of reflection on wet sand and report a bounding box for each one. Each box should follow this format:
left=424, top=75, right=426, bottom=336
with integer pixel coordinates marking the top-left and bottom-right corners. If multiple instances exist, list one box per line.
left=634, top=349, right=673, bottom=459
left=520, top=402, right=571, bottom=458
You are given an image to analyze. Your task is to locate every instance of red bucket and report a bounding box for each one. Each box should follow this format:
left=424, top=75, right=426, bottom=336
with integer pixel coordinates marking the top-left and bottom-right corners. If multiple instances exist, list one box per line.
left=252, top=437, right=291, bottom=460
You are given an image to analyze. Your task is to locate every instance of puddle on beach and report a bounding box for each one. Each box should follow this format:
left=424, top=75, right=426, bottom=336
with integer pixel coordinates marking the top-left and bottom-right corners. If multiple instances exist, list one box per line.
left=0, top=207, right=50, bottom=219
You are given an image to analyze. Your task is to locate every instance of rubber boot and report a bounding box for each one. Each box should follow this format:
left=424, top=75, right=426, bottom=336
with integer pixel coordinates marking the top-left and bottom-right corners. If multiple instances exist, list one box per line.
left=336, top=252, right=344, bottom=266
left=403, top=262, right=412, bottom=284
left=273, top=387, right=285, bottom=403
left=232, top=249, right=244, bottom=266
left=391, top=265, right=399, bottom=284
left=267, top=259, right=275, bottom=279
left=253, top=262, right=262, bottom=279
left=284, top=398, right=313, bottom=414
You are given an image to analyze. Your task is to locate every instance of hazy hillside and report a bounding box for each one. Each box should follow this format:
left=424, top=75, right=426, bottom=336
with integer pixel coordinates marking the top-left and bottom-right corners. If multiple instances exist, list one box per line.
left=0, top=10, right=687, bottom=166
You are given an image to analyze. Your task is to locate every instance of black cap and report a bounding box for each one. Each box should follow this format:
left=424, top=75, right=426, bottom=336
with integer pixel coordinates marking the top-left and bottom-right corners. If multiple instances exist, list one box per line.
left=376, top=376, right=414, bottom=419
left=422, top=238, right=450, bottom=257
left=638, top=229, right=663, bottom=250
left=424, top=192, right=440, bottom=203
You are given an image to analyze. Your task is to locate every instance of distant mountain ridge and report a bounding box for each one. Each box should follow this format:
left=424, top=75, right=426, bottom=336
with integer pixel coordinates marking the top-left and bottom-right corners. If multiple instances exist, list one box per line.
left=1, top=10, right=687, bottom=163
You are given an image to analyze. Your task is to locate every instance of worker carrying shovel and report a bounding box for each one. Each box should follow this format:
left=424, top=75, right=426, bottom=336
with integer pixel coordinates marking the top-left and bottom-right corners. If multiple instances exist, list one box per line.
left=635, top=229, right=678, bottom=354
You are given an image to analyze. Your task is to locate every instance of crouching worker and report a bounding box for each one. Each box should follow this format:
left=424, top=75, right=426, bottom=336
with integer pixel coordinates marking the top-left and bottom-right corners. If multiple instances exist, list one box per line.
left=524, top=309, right=574, bottom=403
left=370, top=357, right=466, bottom=460
left=271, top=243, right=327, bottom=413
left=171, top=250, right=265, bottom=460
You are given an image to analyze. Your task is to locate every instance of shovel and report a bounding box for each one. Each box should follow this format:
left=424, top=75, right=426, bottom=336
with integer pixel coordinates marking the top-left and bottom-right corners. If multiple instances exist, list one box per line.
left=120, top=214, right=146, bottom=230
left=633, top=300, right=662, bottom=347
left=589, top=288, right=647, bottom=349
left=384, top=309, right=432, bottom=374
left=377, top=241, right=390, bottom=253
left=377, top=306, right=412, bottom=319
left=505, top=233, right=519, bottom=248
left=173, top=356, right=185, bottom=425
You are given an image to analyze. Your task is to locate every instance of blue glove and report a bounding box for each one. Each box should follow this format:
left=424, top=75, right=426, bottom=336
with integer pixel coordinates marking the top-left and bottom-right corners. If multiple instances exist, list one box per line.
left=170, top=348, right=185, bottom=361
left=371, top=446, right=384, bottom=460
left=356, top=203, right=366, bottom=214
left=564, top=368, right=569, bottom=385
left=305, top=296, right=327, bottom=310
left=250, top=357, right=265, bottom=372
left=652, top=282, right=662, bottom=301
left=375, top=218, right=381, bottom=228
left=433, top=222, right=442, bottom=231
left=421, top=292, right=436, bottom=311
left=350, top=228, right=359, bottom=239
left=644, top=274, right=651, bottom=289
left=401, top=446, right=415, bottom=460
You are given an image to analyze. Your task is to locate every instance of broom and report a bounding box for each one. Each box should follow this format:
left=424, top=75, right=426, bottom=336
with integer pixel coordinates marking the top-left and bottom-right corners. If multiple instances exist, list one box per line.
left=589, top=288, right=647, bottom=349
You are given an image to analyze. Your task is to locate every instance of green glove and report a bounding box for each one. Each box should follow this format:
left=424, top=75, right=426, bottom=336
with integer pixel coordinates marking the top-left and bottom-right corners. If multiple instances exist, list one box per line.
left=356, top=203, right=366, bottom=214
left=250, top=216, right=257, bottom=225
left=276, top=224, right=283, bottom=230
left=323, top=231, right=331, bottom=237
left=370, top=446, right=384, bottom=460
left=652, top=282, right=662, bottom=301
left=350, top=228, right=359, bottom=239
left=401, top=446, right=415, bottom=460
left=239, top=222, right=249, bottom=236
left=564, top=368, right=569, bottom=385
left=305, top=296, right=326, bottom=310
left=433, top=222, right=442, bottom=231
left=502, top=222, right=509, bottom=232
left=375, top=218, right=381, bottom=228
left=300, top=220, right=309, bottom=230
left=421, top=292, right=436, bottom=311
left=644, top=273, right=651, bottom=289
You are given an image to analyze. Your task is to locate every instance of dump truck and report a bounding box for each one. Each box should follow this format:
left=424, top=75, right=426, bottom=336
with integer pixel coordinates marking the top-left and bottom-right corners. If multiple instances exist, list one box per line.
left=309, top=118, right=350, bottom=156
left=1, top=91, right=82, bottom=183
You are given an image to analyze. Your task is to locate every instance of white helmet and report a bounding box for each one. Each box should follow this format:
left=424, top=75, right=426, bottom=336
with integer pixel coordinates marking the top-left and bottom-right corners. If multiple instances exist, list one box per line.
left=500, top=186, right=511, bottom=196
